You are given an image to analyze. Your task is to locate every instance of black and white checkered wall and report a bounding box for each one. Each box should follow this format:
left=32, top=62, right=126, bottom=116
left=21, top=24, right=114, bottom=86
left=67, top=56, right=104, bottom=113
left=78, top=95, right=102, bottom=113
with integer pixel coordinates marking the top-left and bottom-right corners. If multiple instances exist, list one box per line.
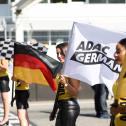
left=0, top=40, right=14, bottom=60
left=32, top=42, right=48, bottom=53
left=0, top=40, right=48, bottom=60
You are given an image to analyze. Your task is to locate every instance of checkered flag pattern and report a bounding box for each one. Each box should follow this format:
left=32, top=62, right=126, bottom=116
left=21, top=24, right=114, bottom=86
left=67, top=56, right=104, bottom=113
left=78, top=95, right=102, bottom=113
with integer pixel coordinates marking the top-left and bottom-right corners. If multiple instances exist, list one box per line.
left=0, top=40, right=48, bottom=60
left=32, top=43, right=48, bottom=54
left=0, top=40, right=14, bottom=60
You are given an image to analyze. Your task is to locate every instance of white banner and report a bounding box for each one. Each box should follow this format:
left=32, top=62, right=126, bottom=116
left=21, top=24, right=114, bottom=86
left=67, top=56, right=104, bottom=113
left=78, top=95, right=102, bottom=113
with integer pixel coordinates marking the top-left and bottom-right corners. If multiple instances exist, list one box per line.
left=62, top=22, right=126, bottom=94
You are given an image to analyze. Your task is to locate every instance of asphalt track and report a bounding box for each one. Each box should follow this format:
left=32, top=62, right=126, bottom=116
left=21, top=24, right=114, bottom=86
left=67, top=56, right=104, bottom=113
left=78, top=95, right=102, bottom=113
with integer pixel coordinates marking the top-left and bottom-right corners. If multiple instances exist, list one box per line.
left=7, top=99, right=112, bottom=126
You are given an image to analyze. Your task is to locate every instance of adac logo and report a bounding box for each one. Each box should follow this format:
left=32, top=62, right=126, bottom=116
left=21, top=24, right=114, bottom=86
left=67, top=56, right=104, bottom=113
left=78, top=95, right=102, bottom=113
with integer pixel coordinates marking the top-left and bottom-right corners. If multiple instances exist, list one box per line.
left=70, top=41, right=121, bottom=73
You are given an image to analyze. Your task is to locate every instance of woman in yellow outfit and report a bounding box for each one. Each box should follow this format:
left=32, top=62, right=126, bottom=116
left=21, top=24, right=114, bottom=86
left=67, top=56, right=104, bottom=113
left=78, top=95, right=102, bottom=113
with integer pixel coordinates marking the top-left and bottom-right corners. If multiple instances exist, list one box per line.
left=0, top=58, right=10, bottom=126
left=50, top=43, right=80, bottom=126
left=12, top=77, right=30, bottom=126
left=110, top=38, right=126, bottom=126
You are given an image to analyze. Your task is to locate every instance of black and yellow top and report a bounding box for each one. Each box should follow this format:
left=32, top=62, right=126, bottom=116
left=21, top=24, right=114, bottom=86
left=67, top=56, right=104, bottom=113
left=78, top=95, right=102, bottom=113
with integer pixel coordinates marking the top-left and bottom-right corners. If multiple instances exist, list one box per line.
left=56, top=75, right=75, bottom=101
left=0, top=58, right=8, bottom=77
left=0, top=70, right=8, bottom=77
left=112, top=81, right=126, bottom=126
left=15, top=81, right=29, bottom=90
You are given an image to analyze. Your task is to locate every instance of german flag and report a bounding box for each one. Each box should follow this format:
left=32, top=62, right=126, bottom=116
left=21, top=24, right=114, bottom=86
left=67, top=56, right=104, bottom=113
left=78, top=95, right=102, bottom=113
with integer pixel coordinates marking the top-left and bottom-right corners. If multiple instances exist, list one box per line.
left=13, top=42, right=62, bottom=92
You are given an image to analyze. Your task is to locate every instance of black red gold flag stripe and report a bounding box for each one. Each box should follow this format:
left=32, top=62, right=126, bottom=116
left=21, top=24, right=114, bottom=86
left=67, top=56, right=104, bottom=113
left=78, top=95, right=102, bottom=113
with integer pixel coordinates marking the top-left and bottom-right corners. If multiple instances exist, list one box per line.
left=13, top=42, right=62, bottom=92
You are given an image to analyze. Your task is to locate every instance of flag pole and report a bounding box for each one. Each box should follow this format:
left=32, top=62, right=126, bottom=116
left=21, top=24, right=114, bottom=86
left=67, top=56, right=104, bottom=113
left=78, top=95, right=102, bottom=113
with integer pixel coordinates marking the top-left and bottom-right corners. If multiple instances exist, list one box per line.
left=11, top=78, right=15, bottom=107
left=11, top=41, right=15, bottom=107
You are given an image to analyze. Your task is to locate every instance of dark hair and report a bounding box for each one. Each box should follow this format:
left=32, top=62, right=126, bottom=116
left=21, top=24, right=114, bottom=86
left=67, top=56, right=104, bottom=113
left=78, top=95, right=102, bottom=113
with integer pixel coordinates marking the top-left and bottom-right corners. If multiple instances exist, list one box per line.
left=56, top=42, right=68, bottom=56
left=119, top=38, right=126, bottom=49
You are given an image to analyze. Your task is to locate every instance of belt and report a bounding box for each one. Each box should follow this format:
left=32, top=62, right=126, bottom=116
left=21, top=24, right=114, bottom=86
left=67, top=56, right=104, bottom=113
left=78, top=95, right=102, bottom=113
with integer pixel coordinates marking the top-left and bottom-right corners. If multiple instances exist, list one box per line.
left=58, top=98, right=78, bottom=106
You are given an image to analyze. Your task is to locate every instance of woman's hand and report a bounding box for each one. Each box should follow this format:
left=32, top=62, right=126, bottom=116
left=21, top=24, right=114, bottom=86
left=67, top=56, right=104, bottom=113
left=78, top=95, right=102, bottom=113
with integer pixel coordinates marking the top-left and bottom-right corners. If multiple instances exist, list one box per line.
left=110, top=106, right=119, bottom=116
left=49, top=111, right=55, bottom=121
left=11, top=76, right=17, bottom=81
left=11, top=76, right=27, bottom=84
left=0, top=58, right=8, bottom=72
left=18, top=80, right=26, bottom=84
left=118, top=106, right=126, bottom=114
left=59, top=75, right=67, bottom=85
left=59, top=74, right=80, bottom=96
left=110, top=106, right=126, bottom=115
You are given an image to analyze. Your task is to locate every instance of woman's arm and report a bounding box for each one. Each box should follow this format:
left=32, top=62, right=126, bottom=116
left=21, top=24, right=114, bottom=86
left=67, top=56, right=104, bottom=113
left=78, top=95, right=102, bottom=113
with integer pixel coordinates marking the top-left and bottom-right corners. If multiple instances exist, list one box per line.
left=110, top=106, right=120, bottom=116
left=60, top=75, right=80, bottom=96
left=12, top=76, right=28, bottom=84
left=0, top=58, right=8, bottom=71
left=110, top=105, right=126, bottom=116
left=67, top=78, right=80, bottom=96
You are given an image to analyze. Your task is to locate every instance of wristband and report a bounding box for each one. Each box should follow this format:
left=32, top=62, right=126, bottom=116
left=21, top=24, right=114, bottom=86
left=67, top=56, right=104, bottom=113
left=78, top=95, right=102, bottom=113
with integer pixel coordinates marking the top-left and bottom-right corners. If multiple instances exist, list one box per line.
left=64, top=83, right=68, bottom=87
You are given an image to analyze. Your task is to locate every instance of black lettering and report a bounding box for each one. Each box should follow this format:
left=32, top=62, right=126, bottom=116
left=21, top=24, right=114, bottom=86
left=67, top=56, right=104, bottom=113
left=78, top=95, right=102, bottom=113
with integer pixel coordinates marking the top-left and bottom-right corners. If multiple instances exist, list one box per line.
left=76, top=41, right=85, bottom=51
left=106, top=60, right=114, bottom=70
left=76, top=53, right=85, bottom=62
left=102, top=46, right=110, bottom=55
left=113, top=64, right=121, bottom=73
left=58, top=84, right=65, bottom=95
left=86, top=41, right=93, bottom=50
left=92, top=44, right=101, bottom=51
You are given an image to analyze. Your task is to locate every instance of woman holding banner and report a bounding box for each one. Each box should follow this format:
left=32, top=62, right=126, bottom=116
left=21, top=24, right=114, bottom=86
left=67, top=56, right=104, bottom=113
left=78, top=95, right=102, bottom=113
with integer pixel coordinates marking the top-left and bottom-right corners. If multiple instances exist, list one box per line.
left=0, top=58, right=10, bottom=126
left=110, top=38, right=126, bottom=126
left=12, top=77, right=30, bottom=126
left=50, top=43, right=80, bottom=126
